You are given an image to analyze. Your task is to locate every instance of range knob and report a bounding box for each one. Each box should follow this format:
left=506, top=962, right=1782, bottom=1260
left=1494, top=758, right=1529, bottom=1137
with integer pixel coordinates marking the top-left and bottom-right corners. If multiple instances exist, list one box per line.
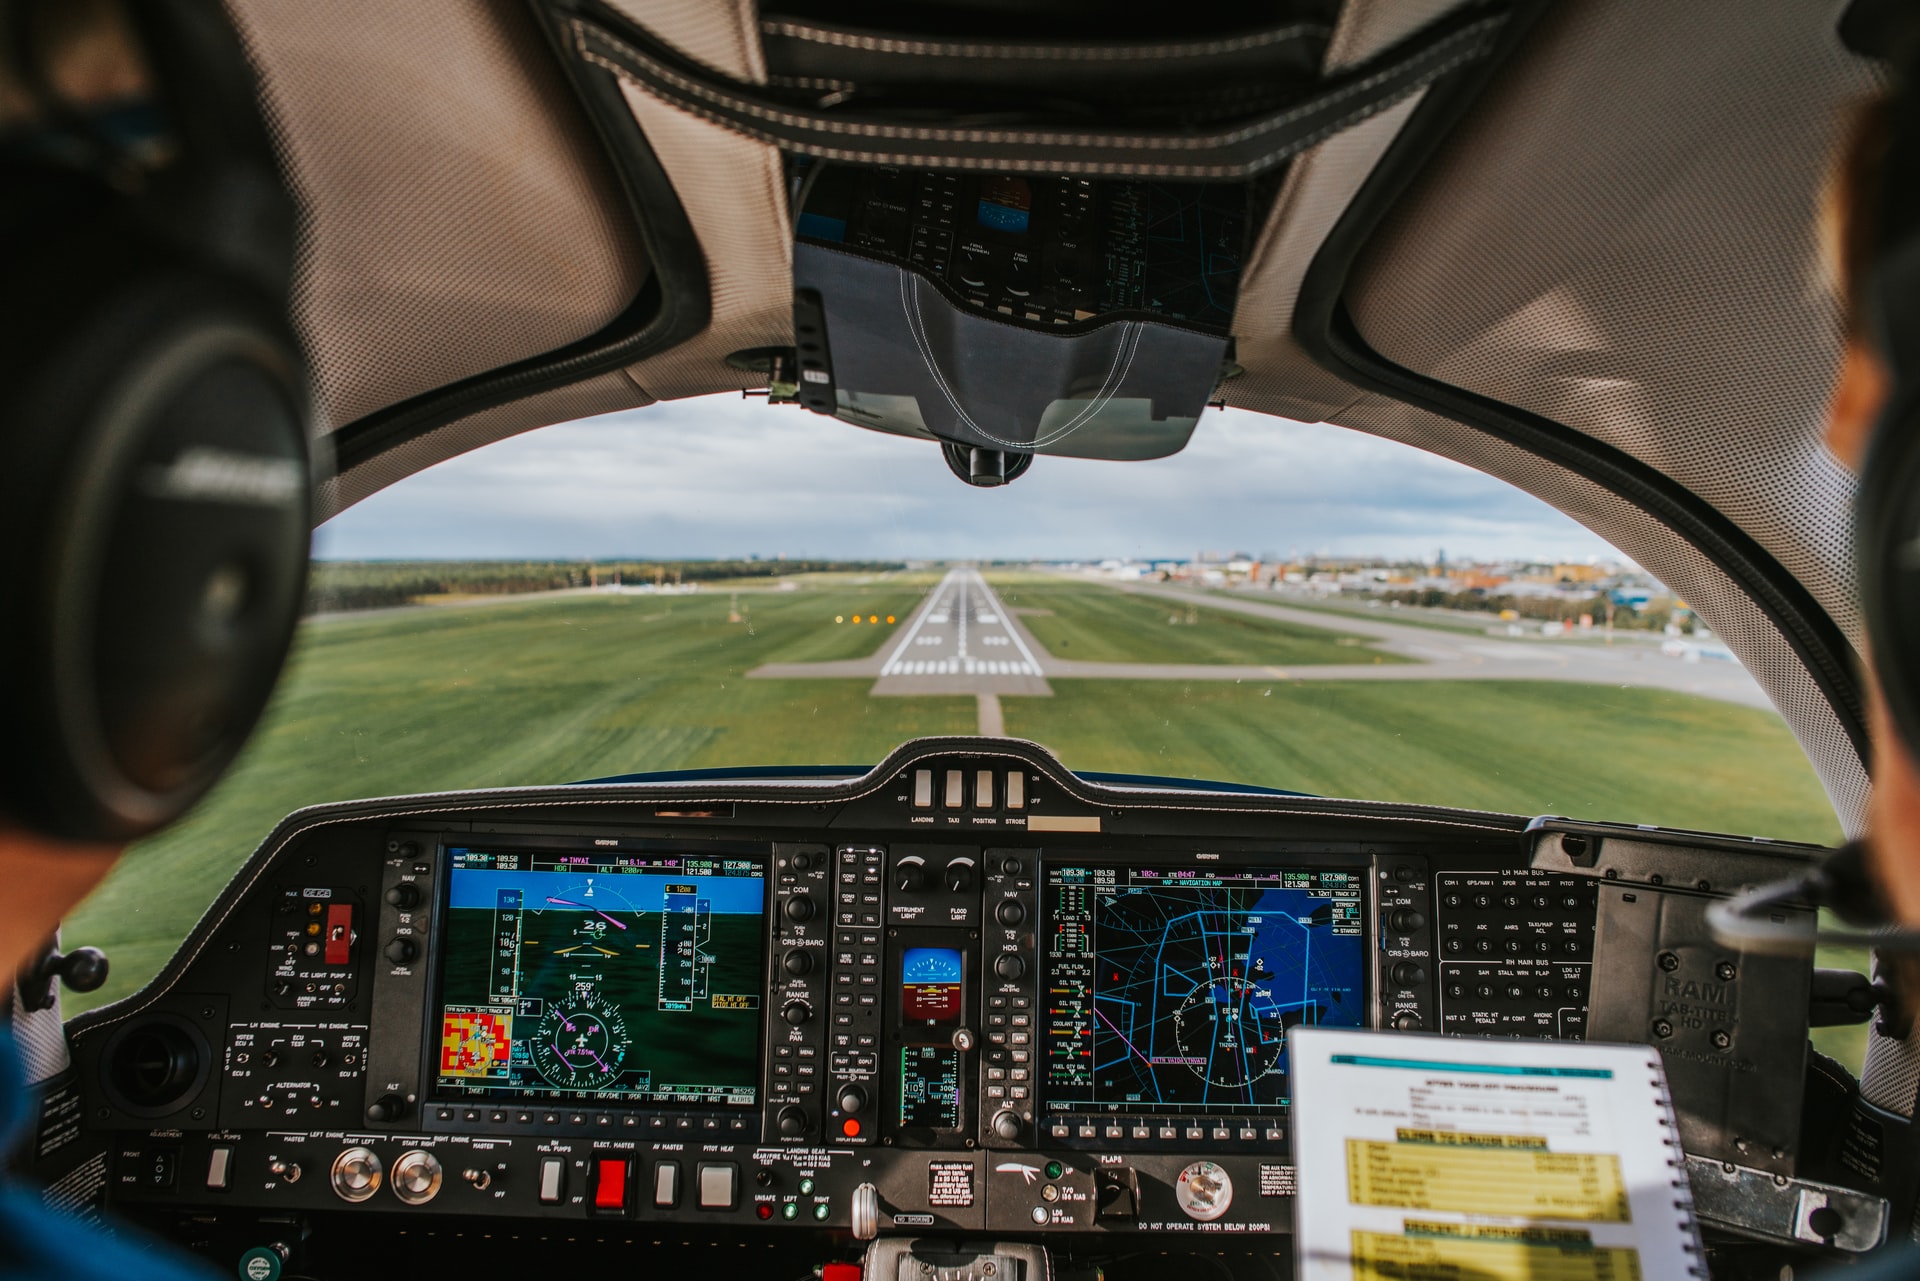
left=1389, top=909, right=1428, bottom=933
left=784, top=894, right=816, bottom=923
left=837, top=1084, right=868, bottom=1115
left=778, top=1105, right=809, bottom=1137
left=894, top=858, right=927, bottom=893
left=391, top=1150, right=443, bottom=1205
left=782, top=1000, right=814, bottom=1026
left=329, top=1147, right=383, bottom=1203
left=995, top=899, right=1026, bottom=927
left=783, top=949, right=814, bottom=976
left=1391, top=1011, right=1423, bottom=1031
left=384, top=883, right=422, bottom=910
left=994, top=953, right=1028, bottom=981
left=992, top=1110, right=1023, bottom=1141
left=366, top=1092, right=409, bottom=1123
left=384, top=937, right=418, bottom=965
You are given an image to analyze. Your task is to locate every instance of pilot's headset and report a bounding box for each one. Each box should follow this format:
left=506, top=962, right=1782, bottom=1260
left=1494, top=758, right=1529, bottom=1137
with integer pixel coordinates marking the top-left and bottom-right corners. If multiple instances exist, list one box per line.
left=0, top=0, right=313, bottom=842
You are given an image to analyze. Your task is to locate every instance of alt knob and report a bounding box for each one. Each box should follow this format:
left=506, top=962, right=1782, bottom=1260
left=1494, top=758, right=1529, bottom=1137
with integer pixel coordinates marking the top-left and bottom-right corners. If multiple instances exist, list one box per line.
left=894, top=858, right=927, bottom=893
left=329, top=1147, right=383, bottom=1203
left=993, top=953, right=1028, bottom=981
left=782, top=1000, right=814, bottom=1026
left=783, top=950, right=813, bottom=976
left=837, top=1085, right=868, bottom=1115
left=778, top=1105, right=809, bottom=1137
left=391, top=1150, right=443, bottom=1205
left=992, top=1110, right=1023, bottom=1141
left=784, top=894, right=816, bottom=923
left=995, top=899, right=1026, bottom=927
left=384, top=883, right=422, bottom=910
left=1388, top=909, right=1427, bottom=933
left=384, top=937, right=417, bottom=965
left=367, top=1093, right=409, bottom=1123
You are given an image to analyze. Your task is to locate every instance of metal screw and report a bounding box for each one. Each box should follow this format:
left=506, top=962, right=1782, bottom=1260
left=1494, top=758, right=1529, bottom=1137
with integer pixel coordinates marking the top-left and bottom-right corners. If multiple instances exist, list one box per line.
left=1652, top=1019, right=1674, bottom=1038
left=1716, top=962, right=1737, bottom=981
left=1697, top=880, right=1712, bottom=891
left=1658, top=952, right=1680, bottom=972
left=1711, top=1030, right=1731, bottom=1049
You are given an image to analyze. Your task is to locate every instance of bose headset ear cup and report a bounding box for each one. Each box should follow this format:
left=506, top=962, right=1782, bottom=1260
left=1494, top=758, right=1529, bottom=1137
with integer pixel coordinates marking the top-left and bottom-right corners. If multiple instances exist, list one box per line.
left=0, top=270, right=311, bottom=841
left=1859, top=390, right=1920, bottom=768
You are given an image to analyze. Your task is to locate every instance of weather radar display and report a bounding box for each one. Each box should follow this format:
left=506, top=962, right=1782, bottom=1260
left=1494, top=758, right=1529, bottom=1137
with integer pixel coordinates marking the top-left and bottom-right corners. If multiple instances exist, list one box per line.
left=1042, top=862, right=1364, bottom=1116
left=432, top=845, right=766, bottom=1107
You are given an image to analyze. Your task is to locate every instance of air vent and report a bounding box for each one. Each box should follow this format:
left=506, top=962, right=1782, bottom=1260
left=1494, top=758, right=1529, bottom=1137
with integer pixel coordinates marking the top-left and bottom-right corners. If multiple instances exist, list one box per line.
left=102, top=1015, right=209, bottom=1118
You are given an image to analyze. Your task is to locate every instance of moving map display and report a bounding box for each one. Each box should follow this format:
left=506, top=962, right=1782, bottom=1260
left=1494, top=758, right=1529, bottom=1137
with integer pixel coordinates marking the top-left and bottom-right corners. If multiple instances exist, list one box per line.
left=433, top=846, right=766, bottom=1106
left=1042, top=862, right=1364, bottom=1117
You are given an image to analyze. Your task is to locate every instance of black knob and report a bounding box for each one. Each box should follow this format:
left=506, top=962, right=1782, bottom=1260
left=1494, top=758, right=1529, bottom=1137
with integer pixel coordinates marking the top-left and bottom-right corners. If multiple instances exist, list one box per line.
left=995, top=900, right=1026, bottom=927
left=311, top=1050, right=330, bottom=1069
left=1001, top=858, right=1024, bottom=876
left=262, top=1049, right=281, bottom=1068
left=994, top=953, right=1027, bottom=981
left=784, top=950, right=813, bottom=977
left=992, top=1111, right=1022, bottom=1140
left=1392, top=866, right=1419, bottom=884
left=838, top=1085, right=868, bottom=1115
left=1389, top=909, right=1427, bottom=933
left=385, top=883, right=422, bottom=910
left=367, top=1093, right=408, bottom=1122
left=1390, top=962, right=1428, bottom=988
left=1391, top=1012, right=1422, bottom=1031
left=944, top=862, right=974, bottom=893
left=895, top=860, right=927, bottom=893
left=784, top=895, right=816, bottom=923
left=384, top=937, right=418, bottom=965
left=791, top=851, right=812, bottom=871
left=778, top=1106, right=808, bottom=1137
left=782, top=1000, right=813, bottom=1026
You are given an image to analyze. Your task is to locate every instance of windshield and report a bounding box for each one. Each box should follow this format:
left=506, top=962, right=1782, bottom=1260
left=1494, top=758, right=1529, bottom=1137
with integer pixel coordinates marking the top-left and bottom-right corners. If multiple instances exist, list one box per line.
left=65, top=397, right=1843, bottom=1021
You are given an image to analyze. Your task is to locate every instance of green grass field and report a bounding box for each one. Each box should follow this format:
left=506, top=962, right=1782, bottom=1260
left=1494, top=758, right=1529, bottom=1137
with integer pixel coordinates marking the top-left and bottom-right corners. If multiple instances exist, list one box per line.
left=989, top=580, right=1406, bottom=665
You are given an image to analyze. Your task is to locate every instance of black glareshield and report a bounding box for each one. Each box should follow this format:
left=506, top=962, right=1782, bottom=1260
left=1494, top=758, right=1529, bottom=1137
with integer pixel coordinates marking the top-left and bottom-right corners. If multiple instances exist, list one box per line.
left=0, top=0, right=312, bottom=840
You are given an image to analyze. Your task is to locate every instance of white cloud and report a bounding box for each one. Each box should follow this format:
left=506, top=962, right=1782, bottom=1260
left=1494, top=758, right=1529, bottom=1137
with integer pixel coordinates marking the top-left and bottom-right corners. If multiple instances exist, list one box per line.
left=313, top=395, right=1621, bottom=563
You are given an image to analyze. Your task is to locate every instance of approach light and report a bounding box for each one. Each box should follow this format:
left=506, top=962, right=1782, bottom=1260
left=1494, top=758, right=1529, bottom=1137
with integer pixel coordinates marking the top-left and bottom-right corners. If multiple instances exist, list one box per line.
left=835, top=615, right=843, bottom=623
left=887, top=616, right=895, bottom=624
left=869, top=615, right=878, bottom=624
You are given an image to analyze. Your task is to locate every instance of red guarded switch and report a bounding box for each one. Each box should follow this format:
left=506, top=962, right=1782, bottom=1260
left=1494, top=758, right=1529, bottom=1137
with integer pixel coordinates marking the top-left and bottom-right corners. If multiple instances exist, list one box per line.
left=823, top=1265, right=862, bottom=1281
left=593, top=1158, right=628, bottom=1210
left=324, top=904, right=353, bottom=965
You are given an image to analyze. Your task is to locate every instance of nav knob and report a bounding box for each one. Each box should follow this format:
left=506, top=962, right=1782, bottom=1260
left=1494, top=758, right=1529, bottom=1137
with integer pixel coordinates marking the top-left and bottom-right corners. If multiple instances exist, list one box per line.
left=367, top=1092, right=409, bottom=1123
left=782, top=1000, right=814, bottom=1026
left=992, top=1110, right=1023, bottom=1141
left=391, top=1150, right=443, bottom=1205
left=995, top=899, right=1026, bottom=927
left=837, top=1084, right=868, bottom=1115
left=851, top=1182, right=880, bottom=1241
left=778, top=1105, right=809, bottom=1137
left=784, top=894, right=816, bottom=923
left=994, top=953, right=1027, bottom=981
left=385, top=883, right=422, bottom=910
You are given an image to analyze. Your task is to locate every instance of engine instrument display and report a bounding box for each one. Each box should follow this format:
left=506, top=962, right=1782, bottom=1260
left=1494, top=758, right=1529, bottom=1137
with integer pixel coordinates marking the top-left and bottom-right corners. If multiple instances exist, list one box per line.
left=432, top=845, right=767, bottom=1107
left=1042, top=862, right=1365, bottom=1117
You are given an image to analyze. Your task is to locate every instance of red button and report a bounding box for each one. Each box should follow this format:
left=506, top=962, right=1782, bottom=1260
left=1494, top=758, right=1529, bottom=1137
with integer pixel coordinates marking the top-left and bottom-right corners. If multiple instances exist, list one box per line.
left=324, top=904, right=353, bottom=965
left=841, top=1118, right=861, bottom=1137
left=593, top=1159, right=628, bottom=1210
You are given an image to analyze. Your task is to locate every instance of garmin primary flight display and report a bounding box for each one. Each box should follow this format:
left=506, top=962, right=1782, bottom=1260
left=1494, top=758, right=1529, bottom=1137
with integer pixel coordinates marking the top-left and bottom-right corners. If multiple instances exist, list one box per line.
left=432, top=845, right=767, bottom=1106
left=1042, top=863, right=1365, bottom=1116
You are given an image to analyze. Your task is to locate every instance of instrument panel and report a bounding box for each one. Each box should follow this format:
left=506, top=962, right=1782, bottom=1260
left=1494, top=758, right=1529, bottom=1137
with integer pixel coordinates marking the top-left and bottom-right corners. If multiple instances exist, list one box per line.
left=40, top=738, right=1830, bottom=1256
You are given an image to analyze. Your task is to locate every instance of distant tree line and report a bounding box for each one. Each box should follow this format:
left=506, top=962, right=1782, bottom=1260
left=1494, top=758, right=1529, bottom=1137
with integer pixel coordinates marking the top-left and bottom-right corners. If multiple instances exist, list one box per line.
left=305, top=560, right=906, bottom=614
left=1378, top=588, right=1673, bottom=631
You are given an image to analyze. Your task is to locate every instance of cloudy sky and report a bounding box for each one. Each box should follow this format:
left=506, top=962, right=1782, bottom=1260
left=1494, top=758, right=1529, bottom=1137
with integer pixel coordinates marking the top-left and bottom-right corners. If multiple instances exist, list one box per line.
left=314, top=394, right=1621, bottom=564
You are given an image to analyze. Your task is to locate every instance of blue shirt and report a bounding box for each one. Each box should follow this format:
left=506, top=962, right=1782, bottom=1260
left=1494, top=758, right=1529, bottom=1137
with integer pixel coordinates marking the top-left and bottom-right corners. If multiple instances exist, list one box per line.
left=0, top=1029, right=214, bottom=1279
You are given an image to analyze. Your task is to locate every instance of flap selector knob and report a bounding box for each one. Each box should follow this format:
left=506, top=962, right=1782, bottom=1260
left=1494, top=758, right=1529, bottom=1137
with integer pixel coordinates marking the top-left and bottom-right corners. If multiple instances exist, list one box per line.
left=391, top=1150, right=443, bottom=1205
left=778, top=1106, right=809, bottom=1137
left=894, top=858, right=927, bottom=893
left=837, top=1084, right=868, bottom=1115
left=384, top=883, right=422, bottom=910
left=995, top=899, right=1026, bottom=927
left=1389, top=909, right=1427, bottom=933
left=330, top=1147, right=383, bottom=1203
left=992, top=1110, right=1023, bottom=1141
left=994, top=953, right=1028, bottom=981
left=784, top=894, right=816, bottom=923
left=384, top=937, right=418, bottom=965
left=782, top=1000, right=814, bottom=1026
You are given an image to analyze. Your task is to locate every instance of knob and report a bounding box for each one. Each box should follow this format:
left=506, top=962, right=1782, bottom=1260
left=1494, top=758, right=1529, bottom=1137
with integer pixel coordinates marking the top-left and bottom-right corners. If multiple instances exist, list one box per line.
left=782, top=1000, right=814, bottom=1026
left=384, top=937, right=417, bottom=965
left=329, top=1147, right=383, bottom=1203
left=261, top=1049, right=281, bottom=1069
left=778, top=1105, right=809, bottom=1137
left=367, top=1092, right=409, bottom=1123
left=269, top=1160, right=302, bottom=1184
left=391, top=1150, right=443, bottom=1205
left=462, top=1167, right=492, bottom=1192
left=783, top=950, right=813, bottom=976
left=784, top=894, right=816, bottom=923
left=951, top=1028, right=976, bottom=1052
left=994, top=953, right=1027, bottom=981
left=311, top=1050, right=330, bottom=1068
left=1391, top=1012, right=1423, bottom=1031
left=894, top=858, right=927, bottom=893
left=1390, top=962, right=1428, bottom=988
left=992, top=1110, right=1023, bottom=1140
left=944, top=861, right=975, bottom=893
left=851, top=1182, right=880, bottom=1241
left=1389, top=909, right=1427, bottom=933
left=837, top=1085, right=868, bottom=1115
left=791, top=851, right=812, bottom=871
left=995, top=899, right=1026, bottom=927
left=385, top=883, right=423, bottom=910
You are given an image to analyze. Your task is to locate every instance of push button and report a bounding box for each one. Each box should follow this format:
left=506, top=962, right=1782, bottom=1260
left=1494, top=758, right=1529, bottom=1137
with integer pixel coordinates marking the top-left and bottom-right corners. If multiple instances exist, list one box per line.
left=592, top=1158, right=629, bottom=1211
left=699, top=1162, right=737, bottom=1209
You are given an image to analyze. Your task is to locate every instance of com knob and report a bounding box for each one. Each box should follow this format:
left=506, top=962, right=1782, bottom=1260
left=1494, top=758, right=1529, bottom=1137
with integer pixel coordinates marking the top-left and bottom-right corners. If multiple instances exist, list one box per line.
left=778, top=1105, right=809, bottom=1137
left=994, top=953, right=1028, bottom=981
left=784, top=894, right=816, bottom=923
left=366, top=1093, right=409, bottom=1123
left=329, top=1147, right=383, bottom=1203
left=783, top=949, right=813, bottom=976
left=384, top=883, right=422, bottom=910
left=391, top=1150, right=443, bottom=1205
left=992, top=1110, right=1023, bottom=1141
left=384, top=937, right=417, bottom=965
left=837, top=1085, right=868, bottom=1115
left=995, top=899, right=1026, bottom=927
left=782, top=1000, right=814, bottom=1026
left=1389, top=909, right=1427, bottom=933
